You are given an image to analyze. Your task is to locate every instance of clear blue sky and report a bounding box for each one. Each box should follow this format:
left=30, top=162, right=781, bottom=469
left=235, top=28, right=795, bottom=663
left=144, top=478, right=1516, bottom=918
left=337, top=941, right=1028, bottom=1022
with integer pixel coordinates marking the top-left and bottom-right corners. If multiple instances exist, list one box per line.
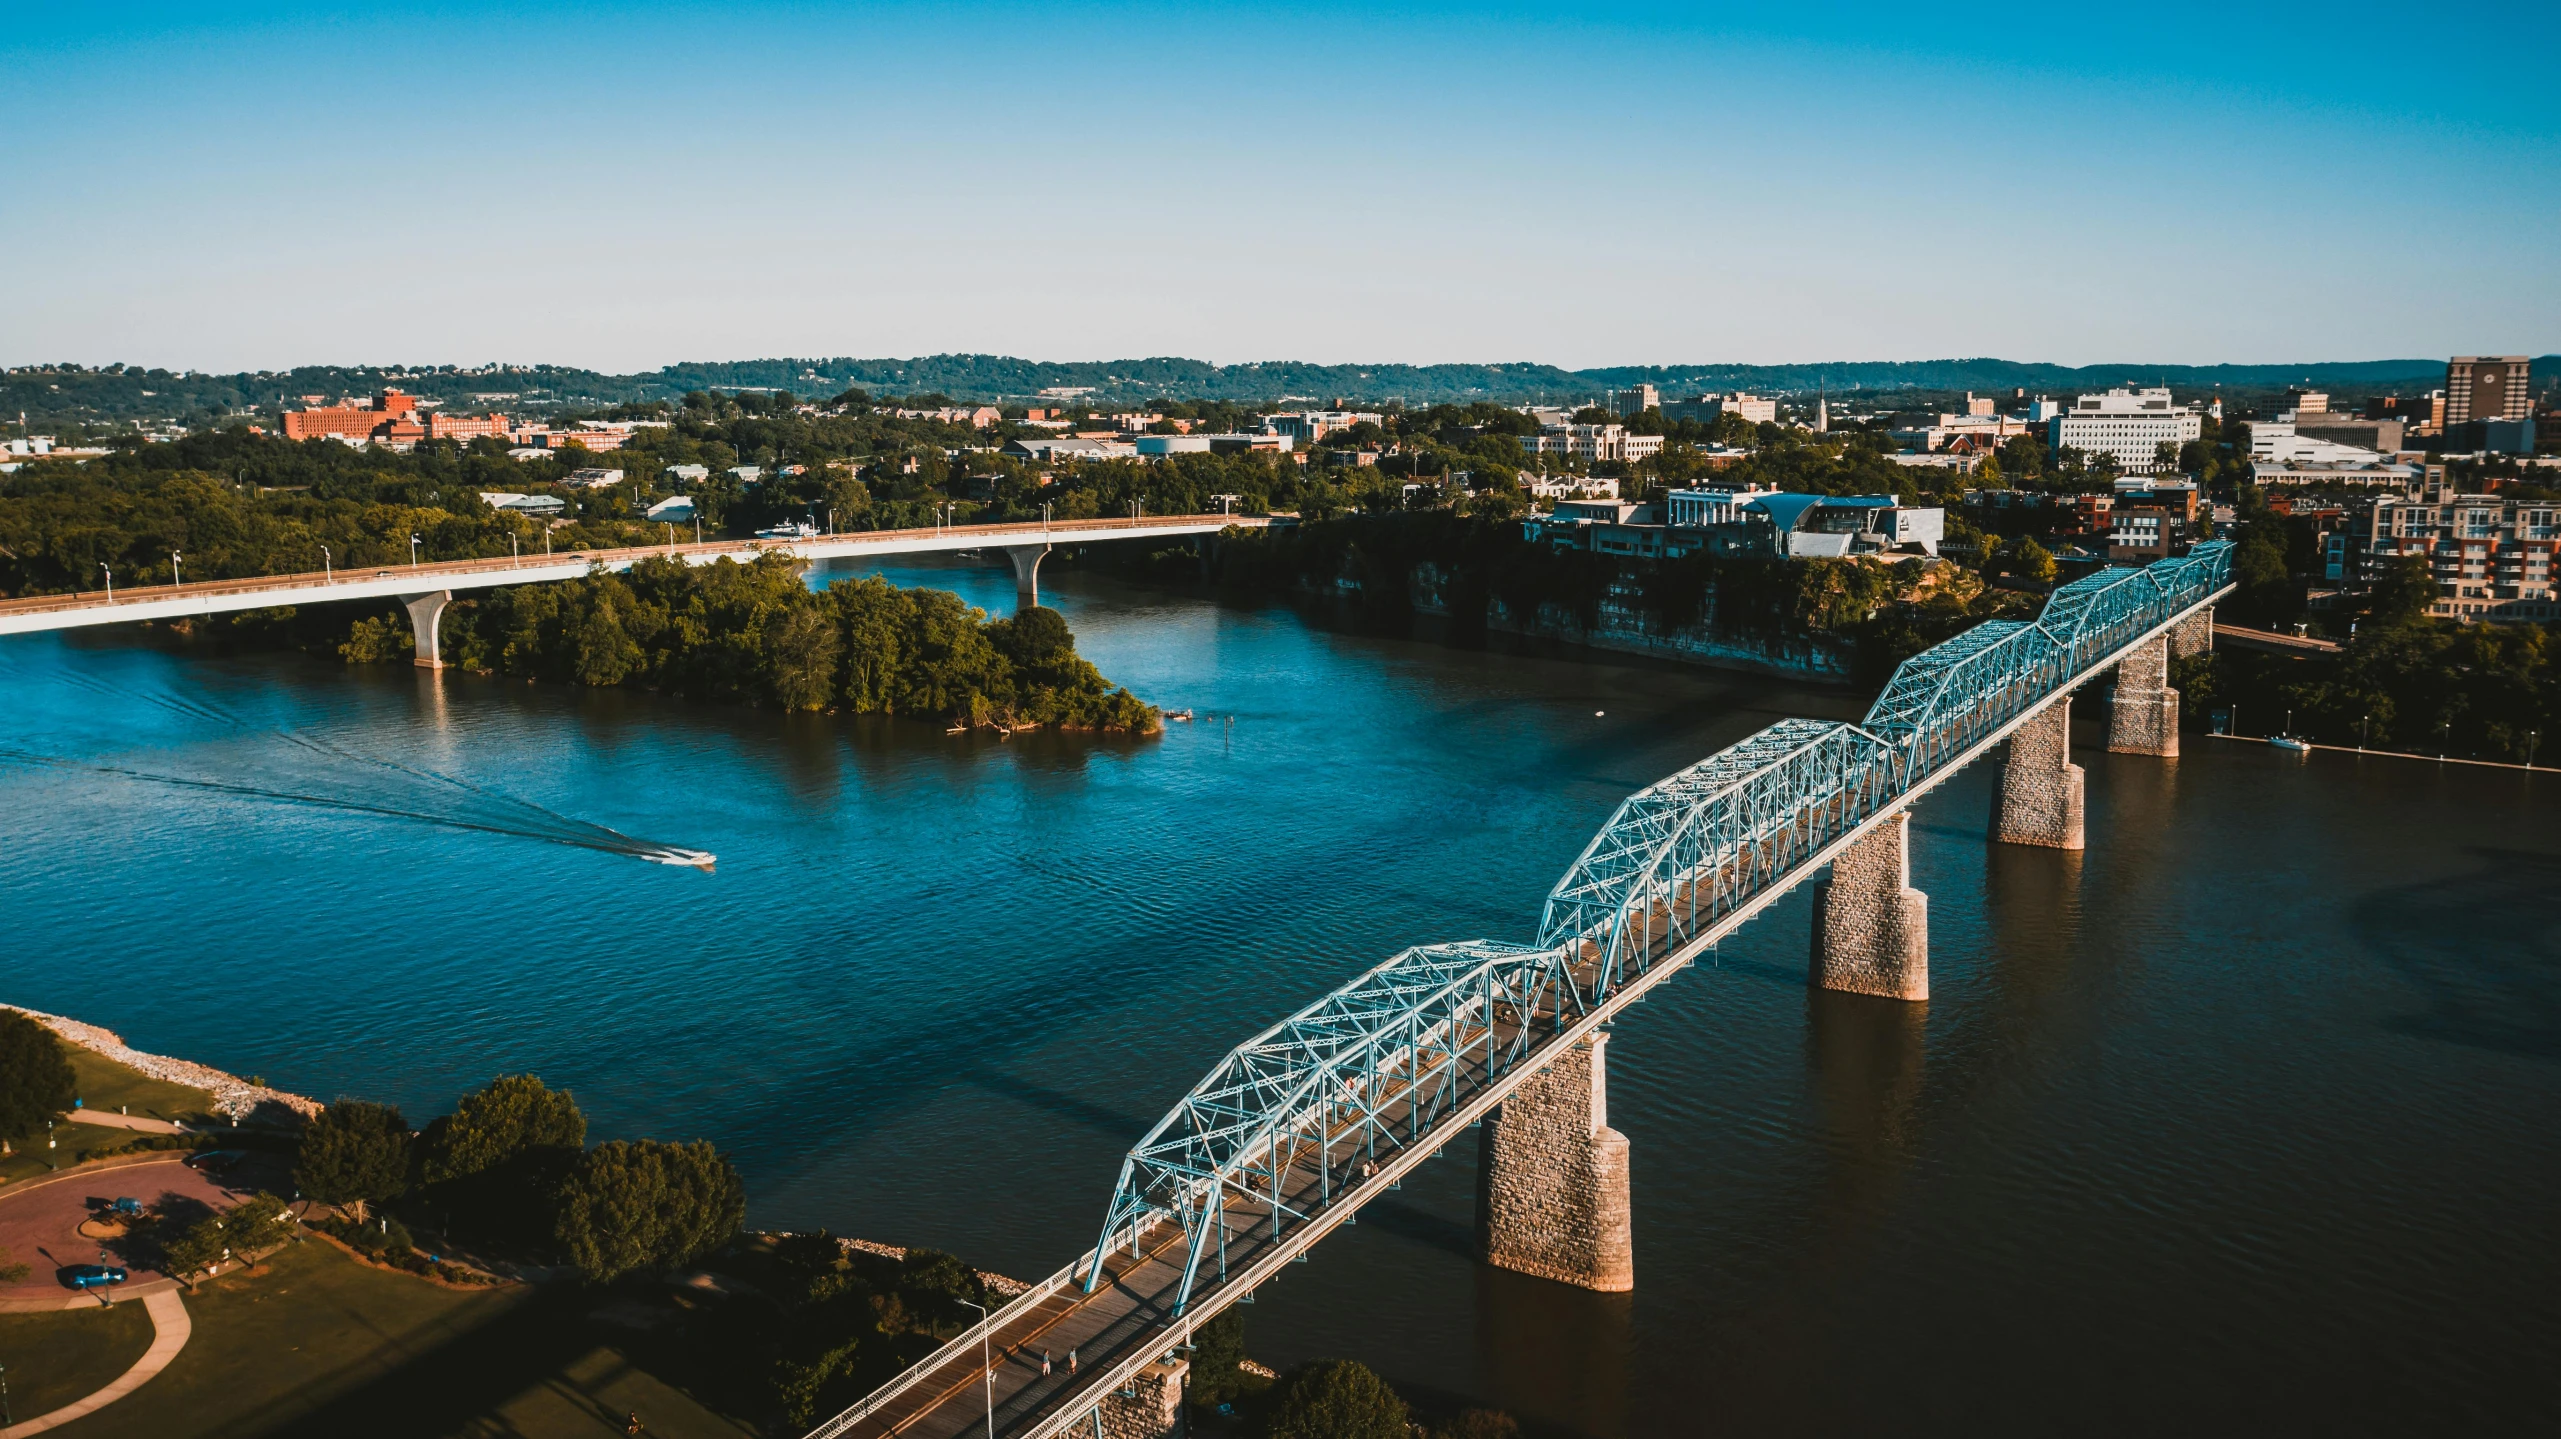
left=4, top=1, right=2554, bottom=372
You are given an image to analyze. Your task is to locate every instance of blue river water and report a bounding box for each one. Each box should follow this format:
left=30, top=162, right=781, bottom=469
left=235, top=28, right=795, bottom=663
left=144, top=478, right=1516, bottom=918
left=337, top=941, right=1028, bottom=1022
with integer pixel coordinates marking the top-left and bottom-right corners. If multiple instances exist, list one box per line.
left=2, top=556, right=2555, bottom=1434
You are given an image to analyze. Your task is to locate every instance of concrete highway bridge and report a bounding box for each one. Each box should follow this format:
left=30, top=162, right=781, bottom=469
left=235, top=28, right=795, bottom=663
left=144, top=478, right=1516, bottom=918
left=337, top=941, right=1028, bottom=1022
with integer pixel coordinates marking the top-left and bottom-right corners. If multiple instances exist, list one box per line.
left=803, top=542, right=2234, bottom=1439
left=0, top=513, right=1262, bottom=664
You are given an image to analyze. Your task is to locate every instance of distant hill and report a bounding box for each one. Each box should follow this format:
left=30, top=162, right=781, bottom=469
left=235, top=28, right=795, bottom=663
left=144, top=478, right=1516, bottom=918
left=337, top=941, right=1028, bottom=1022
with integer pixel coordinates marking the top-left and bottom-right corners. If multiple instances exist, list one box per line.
left=6, top=353, right=2550, bottom=429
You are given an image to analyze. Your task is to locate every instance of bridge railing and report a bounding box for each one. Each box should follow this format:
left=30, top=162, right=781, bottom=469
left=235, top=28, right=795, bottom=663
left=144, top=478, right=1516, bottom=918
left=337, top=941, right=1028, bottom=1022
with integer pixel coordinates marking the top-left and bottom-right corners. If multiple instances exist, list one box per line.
left=1081, top=543, right=2232, bottom=1323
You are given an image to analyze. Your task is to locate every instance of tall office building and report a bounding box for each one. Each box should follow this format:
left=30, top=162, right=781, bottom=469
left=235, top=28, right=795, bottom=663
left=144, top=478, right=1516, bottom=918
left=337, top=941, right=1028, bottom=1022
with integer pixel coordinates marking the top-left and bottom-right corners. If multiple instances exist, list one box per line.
left=1610, top=384, right=1660, bottom=418
left=2445, top=357, right=2532, bottom=425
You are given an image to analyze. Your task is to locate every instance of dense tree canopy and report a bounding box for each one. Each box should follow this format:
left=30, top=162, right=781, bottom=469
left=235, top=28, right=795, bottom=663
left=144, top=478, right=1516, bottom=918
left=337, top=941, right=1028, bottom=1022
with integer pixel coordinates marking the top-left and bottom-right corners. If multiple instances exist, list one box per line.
left=417, top=1073, right=586, bottom=1185
left=341, top=554, right=1157, bottom=730
left=293, top=1100, right=413, bottom=1221
left=1264, top=1359, right=1411, bottom=1439
left=551, top=1138, right=746, bottom=1283
left=0, top=1010, right=76, bottom=1145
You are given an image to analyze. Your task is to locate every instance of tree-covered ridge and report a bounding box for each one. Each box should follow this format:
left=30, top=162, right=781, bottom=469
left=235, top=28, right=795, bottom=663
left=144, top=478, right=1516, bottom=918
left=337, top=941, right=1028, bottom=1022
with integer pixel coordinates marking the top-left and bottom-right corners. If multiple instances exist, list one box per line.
left=342, top=554, right=1159, bottom=732
left=9, top=351, right=2517, bottom=427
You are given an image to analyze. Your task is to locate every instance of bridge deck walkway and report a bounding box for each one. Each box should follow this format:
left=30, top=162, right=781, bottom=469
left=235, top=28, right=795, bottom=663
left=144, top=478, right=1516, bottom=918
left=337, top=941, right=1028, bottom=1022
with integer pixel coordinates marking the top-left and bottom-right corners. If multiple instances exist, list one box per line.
left=824, top=1015, right=1539, bottom=1439
left=0, top=513, right=1258, bottom=633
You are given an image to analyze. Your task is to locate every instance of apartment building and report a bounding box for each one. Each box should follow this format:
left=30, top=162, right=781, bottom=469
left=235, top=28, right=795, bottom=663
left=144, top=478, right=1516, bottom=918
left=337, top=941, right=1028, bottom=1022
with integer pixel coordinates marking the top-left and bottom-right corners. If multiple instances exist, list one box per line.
left=2049, top=388, right=2203, bottom=474
left=1610, top=384, right=1660, bottom=417
left=2363, top=469, right=2561, bottom=619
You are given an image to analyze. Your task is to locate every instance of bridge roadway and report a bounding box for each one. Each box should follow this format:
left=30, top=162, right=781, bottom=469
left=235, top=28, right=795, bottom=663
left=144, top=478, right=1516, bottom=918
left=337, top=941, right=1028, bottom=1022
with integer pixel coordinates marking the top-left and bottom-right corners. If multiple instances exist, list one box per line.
left=0, top=513, right=1261, bottom=638
left=807, top=546, right=2236, bottom=1439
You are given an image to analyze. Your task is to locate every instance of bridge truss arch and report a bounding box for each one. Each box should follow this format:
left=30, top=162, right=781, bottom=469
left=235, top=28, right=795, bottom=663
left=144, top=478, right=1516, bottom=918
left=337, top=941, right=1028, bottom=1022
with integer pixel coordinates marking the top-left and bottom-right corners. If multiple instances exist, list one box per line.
left=1082, top=542, right=2233, bottom=1326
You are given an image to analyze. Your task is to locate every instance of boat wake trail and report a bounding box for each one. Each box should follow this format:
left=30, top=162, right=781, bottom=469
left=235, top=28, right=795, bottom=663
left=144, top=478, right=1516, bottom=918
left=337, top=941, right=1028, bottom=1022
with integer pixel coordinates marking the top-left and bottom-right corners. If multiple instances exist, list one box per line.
left=0, top=747, right=716, bottom=870
left=0, top=666, right=714, bottom=870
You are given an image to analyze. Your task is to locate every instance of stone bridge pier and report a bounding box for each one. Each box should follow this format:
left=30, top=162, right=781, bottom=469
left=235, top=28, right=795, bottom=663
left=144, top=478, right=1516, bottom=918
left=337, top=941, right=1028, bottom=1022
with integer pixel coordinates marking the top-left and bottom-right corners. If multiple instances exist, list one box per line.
left=2109, top=634, right=2180, bottom=756
left=1993, top=697, right=2084, bottom=849
left=1810, top=810, right=1929, bottom=1001
left=1090, top=1355, right=1188, bottom=1439
left=1004, top=543, right=1050, bottom=611
left=401, top=590, right=451, bottom=669
left=1477, top=1033, right=1634, bottom=1292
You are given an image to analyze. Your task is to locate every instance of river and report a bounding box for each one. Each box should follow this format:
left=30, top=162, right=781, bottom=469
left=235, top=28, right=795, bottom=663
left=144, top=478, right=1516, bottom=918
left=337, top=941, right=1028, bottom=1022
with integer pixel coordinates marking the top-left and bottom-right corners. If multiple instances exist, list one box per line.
left=2, top=556, right=2554, bottom=1434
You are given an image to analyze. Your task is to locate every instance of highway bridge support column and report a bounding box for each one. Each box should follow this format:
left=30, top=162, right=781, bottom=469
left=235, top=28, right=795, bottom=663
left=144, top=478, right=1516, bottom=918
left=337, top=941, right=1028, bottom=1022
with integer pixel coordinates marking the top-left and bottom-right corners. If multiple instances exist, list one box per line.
left=1811, top=811, right=1929, bottom=1001
left=1477, top=1034, right=1634, bottom=1292
left=1094, top=1355, right=1188, bottom=1439
left=1992, top=698, right=2084, bottom=849
left=1004, top=543, right=1050, bottom=612
left=401, top=590, right=451, bottom=670
left=2109, top=634, right=2179, bottom=756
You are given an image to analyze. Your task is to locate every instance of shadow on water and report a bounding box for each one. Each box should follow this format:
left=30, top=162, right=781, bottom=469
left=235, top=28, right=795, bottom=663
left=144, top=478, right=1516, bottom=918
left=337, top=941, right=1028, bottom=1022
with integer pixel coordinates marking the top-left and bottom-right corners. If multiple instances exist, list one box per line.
left=2356, top=847, right=2561, bottom=1060
left=1805, top=988, right=1928, bottom=1206
left=1472, top=1262, right=1632, bottom=1439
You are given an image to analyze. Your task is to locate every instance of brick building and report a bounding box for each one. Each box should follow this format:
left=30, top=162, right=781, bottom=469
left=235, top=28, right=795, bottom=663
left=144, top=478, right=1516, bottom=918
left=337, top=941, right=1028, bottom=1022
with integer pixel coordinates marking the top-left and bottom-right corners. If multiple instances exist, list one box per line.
left=283, top=390, right=507, bottom=446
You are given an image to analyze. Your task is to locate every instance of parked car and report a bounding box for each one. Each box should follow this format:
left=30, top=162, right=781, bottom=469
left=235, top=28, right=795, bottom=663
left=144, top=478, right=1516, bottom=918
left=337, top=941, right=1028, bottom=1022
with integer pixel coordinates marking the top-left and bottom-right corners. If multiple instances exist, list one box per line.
left=106, top=1197, right=145, bottom=1218
left=185, top=1150, right=245, bottom=1172
left=62, top=1264, right=127, bottom=1290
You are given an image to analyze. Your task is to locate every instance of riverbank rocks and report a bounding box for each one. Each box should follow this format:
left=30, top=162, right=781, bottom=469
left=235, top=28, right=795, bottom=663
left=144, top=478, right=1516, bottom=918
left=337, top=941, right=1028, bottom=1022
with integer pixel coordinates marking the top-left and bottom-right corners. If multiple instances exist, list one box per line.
left=1, top=1004, right=320, bottom=1123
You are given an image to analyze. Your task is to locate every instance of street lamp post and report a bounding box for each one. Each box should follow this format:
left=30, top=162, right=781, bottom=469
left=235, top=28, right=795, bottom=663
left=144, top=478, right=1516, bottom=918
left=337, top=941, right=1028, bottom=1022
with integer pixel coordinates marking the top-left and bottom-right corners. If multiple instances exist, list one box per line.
left=321, top=545, right=332, bottom=582
left=409, top=534, right=422, bottom=569
left=957, top=1298, right=994, bottom=1439
left=171, top=550, right=182, bottom=587
left=101, top=563, right=113, bottom=602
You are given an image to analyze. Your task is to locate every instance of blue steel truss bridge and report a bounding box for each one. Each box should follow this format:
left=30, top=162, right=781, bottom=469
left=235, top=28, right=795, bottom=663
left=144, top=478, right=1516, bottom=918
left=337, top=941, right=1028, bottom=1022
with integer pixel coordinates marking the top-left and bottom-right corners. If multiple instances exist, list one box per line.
left=805, top=542, right=2234, bottom=1439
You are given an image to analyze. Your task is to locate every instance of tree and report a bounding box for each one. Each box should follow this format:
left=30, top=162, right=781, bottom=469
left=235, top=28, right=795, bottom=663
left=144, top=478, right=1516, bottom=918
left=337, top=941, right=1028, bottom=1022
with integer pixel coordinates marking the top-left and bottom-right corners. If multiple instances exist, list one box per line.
left=1437, top=1413, right=1521, bottom=1439
left=294, top=1100, right=412, bottom=1222
left=550, top=1139, right=744, bottom=1283
left=0, top=1010, right=76, bottom=1145
left=159, top=1192, right=295, bottom=1282
left=1264, top=1359, right=1410, bottom=1439
left=418, top=1074, right=586, bottom=1185
left=2367, top=553, right=2438, bottom=629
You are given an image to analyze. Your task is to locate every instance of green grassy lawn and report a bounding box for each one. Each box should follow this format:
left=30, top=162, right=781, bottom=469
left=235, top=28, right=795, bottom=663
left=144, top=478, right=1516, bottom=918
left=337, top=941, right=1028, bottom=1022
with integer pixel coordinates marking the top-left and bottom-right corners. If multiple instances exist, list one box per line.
left=52, top=1237, right=760, bottom=1439
left=0, top=1299, right=154, bottom=1421
left=0, top=1118, right=186, bottom=1186
left=65, top=1048, right=218, bottom=1125
left=0, top=1050, right=223, bottom=1185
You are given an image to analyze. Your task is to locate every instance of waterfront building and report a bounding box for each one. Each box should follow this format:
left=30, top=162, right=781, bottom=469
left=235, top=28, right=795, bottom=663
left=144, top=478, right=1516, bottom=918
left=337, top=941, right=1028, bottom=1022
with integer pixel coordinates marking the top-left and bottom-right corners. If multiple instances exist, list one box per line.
left=2049, top=388, right=2203, bottom=474
left=2363, top=471, right=2561, bottom=619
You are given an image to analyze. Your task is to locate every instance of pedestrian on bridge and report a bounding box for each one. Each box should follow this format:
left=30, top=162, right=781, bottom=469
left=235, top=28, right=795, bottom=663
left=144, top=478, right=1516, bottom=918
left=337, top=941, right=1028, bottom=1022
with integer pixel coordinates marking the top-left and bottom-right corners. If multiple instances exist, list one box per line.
left=1041, top=1350, right=1052, bottom=1376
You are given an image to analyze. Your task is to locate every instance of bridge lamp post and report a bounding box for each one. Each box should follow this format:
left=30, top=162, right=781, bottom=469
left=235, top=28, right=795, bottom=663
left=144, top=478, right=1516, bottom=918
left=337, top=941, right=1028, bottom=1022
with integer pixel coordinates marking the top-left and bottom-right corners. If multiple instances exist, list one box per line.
left=170, top=550, right=182, bottom=587
left=956, top=1297, right=994, bottom=1439
left=100, top=564, right=113, bottom=602
left=409, top=534, right=422, bottom=569
left=321, top=545, right=332, bottom=583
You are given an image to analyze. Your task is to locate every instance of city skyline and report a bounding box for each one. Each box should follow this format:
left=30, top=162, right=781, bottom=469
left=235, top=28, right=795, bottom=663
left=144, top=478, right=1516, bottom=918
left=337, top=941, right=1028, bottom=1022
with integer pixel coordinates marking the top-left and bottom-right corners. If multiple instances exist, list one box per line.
left=5, top=1, right=2556, bottom=373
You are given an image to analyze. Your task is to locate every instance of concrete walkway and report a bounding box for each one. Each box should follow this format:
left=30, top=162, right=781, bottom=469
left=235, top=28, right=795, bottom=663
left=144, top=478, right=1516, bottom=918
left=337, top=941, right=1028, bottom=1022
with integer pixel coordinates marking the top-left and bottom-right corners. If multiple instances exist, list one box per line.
left=59, top=1110, right=186, bottom=1135
left=0, top=1288, right=191, bottom=1435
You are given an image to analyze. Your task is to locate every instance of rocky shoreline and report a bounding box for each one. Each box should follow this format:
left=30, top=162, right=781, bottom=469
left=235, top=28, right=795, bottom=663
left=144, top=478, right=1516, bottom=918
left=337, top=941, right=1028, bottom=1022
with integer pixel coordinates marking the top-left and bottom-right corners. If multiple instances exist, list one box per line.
left=4, top=1003, right=322, bottom=1122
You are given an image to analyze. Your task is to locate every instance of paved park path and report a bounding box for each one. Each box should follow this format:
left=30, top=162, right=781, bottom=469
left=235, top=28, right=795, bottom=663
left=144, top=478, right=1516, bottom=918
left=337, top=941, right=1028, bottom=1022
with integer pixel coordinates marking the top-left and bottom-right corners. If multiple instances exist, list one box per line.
left=0, top=1288, right=191, bottom=1435
left=59, top=1110, right=186, bottom=1136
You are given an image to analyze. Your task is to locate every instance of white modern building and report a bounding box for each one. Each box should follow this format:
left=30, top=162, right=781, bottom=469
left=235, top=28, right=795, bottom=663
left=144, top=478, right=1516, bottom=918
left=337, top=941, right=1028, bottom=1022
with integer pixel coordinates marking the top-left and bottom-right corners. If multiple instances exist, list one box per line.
left=1518, top=424, right=1665, bottom=463
left=1666, top=485, right=1777, bottom=526
left=2049, top=388, right=2203, bottom=474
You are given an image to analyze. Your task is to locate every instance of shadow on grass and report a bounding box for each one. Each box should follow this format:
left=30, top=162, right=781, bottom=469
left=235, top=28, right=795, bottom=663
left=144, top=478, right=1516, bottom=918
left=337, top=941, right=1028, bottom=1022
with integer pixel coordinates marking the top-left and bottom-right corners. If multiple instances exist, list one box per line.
left=252, top=1287, right=760, bottom=1439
